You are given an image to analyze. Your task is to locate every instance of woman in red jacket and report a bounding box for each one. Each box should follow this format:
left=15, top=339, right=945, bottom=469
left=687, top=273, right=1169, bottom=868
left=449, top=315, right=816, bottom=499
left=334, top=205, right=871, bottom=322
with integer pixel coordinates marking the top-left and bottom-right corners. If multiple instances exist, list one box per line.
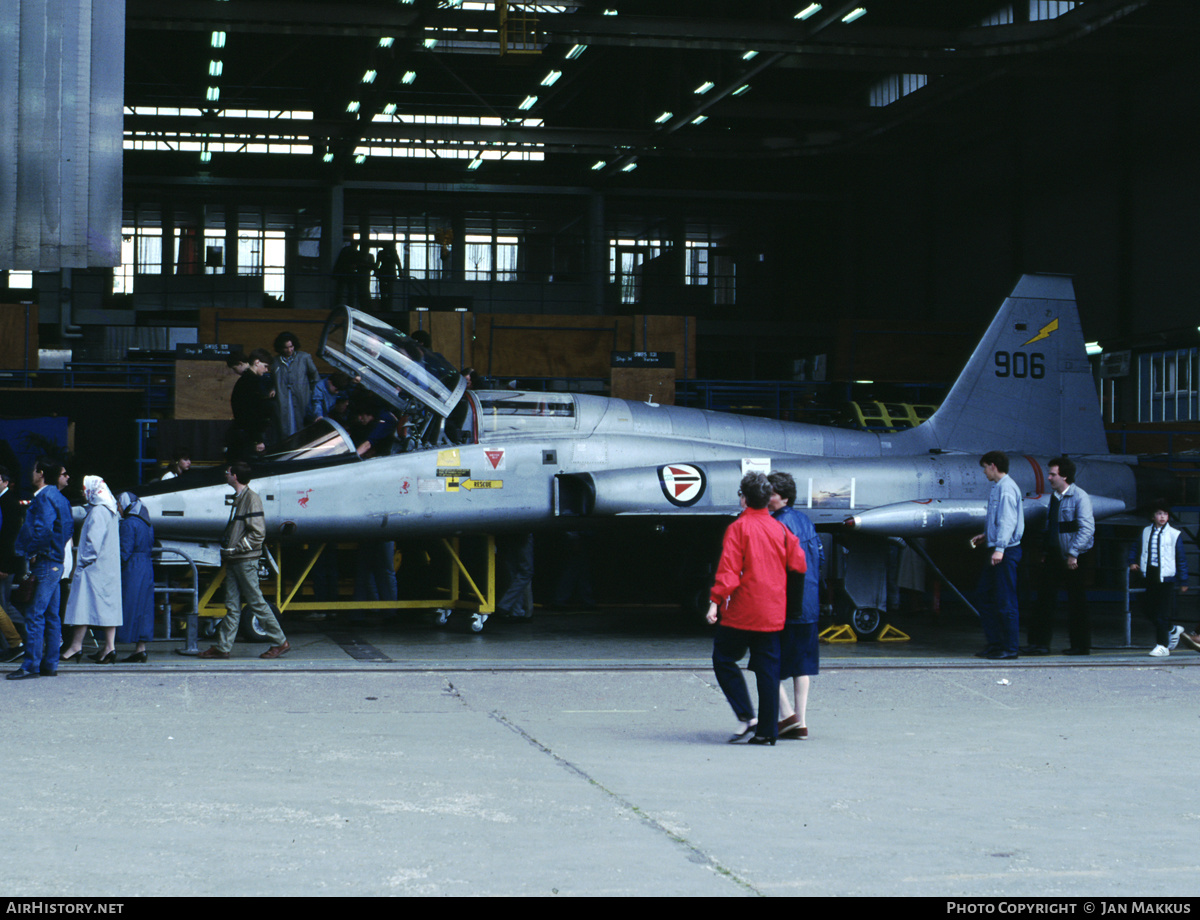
left=706, top=472, right=807, bottom=745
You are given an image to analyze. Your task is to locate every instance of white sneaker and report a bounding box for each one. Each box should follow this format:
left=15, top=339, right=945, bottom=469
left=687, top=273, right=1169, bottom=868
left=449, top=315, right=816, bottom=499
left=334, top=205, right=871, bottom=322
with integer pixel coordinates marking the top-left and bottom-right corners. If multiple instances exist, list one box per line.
left=1168, top=625, right=1185, bottom=650
left=1149, top=645, right=1170, bottom=657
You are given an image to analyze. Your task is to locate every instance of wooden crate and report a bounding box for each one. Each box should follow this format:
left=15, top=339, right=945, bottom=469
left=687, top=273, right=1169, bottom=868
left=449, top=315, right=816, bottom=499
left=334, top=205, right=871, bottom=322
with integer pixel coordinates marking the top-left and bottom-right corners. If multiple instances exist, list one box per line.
left=197, top=307, right=335, bottom=374
left=611, top=367, right=676, bottom=405
left=472, top=314, right=694, bottom=380
left=0, top=303, right=38, bottom=370
left=174, top=359, right=241, bottom=420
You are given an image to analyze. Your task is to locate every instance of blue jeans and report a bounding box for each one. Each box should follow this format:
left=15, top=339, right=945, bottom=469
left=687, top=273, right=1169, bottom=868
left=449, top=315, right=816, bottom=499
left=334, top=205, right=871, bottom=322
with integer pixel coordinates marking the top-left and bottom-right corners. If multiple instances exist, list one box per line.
left=977, top=546, right=1022, bottom=656
left=20, top=559, right=63, bottom=674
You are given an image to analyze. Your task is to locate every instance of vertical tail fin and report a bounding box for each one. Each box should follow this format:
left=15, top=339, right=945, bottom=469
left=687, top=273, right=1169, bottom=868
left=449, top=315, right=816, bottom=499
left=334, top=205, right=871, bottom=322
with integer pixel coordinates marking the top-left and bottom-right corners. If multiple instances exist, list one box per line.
left=908, top=274, right=1108, bottom=456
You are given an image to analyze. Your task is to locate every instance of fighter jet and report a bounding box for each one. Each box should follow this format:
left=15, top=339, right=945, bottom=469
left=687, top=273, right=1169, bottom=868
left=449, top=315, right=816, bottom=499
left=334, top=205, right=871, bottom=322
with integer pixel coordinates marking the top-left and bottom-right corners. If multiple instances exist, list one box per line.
left=138, top=274, right=1166, bottom=627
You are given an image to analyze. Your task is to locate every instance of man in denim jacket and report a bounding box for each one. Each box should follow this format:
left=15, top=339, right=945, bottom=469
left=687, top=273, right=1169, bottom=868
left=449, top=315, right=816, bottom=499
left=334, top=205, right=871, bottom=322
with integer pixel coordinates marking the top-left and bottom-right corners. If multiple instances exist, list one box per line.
left=7, top=460, right=73, bottom=680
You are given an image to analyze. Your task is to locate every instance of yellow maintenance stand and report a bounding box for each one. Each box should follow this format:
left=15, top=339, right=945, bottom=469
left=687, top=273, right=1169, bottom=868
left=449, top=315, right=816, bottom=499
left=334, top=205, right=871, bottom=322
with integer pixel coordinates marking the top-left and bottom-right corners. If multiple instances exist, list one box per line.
left=195, top=534, right=497, bottom=634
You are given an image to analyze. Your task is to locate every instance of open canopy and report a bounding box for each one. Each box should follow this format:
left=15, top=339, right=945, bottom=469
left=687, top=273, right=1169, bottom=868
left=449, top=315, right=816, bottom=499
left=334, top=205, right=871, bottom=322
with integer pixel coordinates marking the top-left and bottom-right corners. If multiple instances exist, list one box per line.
left=319, top=306, right=467, bottom=418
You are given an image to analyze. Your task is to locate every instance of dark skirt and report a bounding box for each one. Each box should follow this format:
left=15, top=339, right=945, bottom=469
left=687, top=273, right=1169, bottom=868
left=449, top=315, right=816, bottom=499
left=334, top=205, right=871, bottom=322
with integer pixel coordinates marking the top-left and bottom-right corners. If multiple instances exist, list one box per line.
left=780, top=621, right=819, bottom=678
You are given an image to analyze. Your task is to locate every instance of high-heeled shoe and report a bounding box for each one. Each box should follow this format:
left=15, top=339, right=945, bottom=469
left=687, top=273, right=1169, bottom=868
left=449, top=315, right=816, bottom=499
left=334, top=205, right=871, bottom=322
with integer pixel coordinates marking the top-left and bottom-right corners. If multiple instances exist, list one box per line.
left=747, top=735, right=776, bottom=746
left=60, top=649, right=85, bottom=663
left=88, top=650, right=117, bottom=664
left=121, top=651, right=148, bottom=663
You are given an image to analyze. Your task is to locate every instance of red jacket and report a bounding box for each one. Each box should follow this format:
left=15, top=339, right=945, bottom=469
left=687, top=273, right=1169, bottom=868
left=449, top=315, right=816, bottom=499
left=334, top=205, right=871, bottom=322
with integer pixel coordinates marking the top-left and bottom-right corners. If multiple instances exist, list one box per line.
left=709, top=507, right=807, bottom=632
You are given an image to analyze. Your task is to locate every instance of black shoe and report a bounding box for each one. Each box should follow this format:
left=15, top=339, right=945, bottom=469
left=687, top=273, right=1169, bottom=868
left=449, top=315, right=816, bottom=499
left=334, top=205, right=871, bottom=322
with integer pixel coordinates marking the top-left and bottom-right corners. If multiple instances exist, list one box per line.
left=1061, top=648, right=1090, bottom=656
left=1, top=645, right=25, bottom=664
left=727, top=723, right=757, bottom=744
left=88, top=650, right=117, bottom=664
left=747, top=735, right=777, bottom=746
left=60, top=649, right=84, bottom=663
left=39, top=668, right=57, bottom=677
left=6, top=668, right=38, bottom=680
left=974, top=649, right=997, bottom=659
left=1020, top=645, right=1051, bottom=655
left=121, top=651, right=148, bottom=663
left=985, top=651, right=1018, bottom=660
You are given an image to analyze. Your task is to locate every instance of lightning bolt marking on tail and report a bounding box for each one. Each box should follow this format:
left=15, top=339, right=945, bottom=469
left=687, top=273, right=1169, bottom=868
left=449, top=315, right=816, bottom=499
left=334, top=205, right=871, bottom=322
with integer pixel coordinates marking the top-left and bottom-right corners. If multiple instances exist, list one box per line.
left=1022, top=318, right=1058, bottom=346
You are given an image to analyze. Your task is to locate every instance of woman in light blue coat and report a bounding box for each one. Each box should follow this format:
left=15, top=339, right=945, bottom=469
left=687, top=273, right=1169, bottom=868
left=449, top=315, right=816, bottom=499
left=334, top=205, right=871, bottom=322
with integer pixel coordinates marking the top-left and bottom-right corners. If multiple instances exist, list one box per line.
left=60, top=476, right=123, bottom=664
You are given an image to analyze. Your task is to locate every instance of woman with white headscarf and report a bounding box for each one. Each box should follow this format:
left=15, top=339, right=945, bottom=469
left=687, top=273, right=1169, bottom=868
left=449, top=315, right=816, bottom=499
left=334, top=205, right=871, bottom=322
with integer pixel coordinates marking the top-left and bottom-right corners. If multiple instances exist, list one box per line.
left=115, top=492, right=155, bottom=662
left=60, top=476, right=123, bottom=664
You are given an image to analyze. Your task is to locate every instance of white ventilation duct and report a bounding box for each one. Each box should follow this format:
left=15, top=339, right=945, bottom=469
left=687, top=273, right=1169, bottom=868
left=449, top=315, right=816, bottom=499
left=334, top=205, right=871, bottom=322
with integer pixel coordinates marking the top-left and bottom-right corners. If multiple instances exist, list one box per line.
left=0, top=0, right=124, bottom=271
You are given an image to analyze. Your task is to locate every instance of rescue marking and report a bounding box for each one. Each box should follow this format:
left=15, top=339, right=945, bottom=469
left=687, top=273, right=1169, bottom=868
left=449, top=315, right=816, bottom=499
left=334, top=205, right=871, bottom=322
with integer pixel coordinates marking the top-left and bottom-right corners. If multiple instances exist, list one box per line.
left=1021, top=317, right=1058, bottom=346
left=658, top=463, right=705, bottom=507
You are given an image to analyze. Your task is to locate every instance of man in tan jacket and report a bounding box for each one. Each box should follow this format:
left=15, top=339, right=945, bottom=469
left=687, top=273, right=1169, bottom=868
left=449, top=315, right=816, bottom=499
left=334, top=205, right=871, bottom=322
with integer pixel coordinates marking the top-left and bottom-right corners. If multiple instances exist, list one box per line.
left=198, top=461, right=290, bottom=660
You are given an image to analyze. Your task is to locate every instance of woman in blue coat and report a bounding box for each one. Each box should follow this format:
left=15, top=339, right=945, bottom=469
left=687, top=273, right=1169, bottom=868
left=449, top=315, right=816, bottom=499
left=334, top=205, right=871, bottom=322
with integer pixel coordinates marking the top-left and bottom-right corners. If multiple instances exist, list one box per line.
left=115, top=492, right=155, bottom=662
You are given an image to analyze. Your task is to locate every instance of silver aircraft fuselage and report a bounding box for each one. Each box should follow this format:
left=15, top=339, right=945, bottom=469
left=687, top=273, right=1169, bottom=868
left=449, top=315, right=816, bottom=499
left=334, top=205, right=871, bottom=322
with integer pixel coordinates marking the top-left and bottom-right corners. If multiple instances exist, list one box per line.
left=138, top=276, right=1158, bottom=553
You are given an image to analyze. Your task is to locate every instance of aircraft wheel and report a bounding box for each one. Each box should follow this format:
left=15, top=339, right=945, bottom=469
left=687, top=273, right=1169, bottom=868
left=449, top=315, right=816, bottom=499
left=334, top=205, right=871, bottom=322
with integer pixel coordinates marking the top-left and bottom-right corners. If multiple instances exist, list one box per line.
left=241, top=602, right=281, bottom=642
left=851, top=607, right=884, bottom=641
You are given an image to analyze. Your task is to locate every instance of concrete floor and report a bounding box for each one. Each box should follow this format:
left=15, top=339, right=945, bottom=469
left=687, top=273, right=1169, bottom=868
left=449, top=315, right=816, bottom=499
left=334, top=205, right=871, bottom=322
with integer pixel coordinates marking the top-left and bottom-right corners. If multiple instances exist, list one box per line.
left=4, top=604, right=1200, bottom=897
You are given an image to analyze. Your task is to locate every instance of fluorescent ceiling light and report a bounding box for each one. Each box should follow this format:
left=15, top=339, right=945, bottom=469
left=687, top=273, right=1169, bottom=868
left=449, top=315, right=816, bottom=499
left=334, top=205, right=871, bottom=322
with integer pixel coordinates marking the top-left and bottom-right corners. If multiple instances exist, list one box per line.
left=603, top=8, right=618, bottom=14
left=323, top=152, right=334, bottom=162
left=591, top=160, right=606, bottom=170
left=211, top=31, right=226, bottom=49
left=379, top=37, right=394, bottom=48
left=841, top=7, right=867, bottom=23
left=424, top=38, right=438, bottom=49
left=795, top=3, right=822, bottom=19
left=654, top=111, right=673, bottom=123
left=518, top=95, right=538, bottom=110
left=541, top=70, right=562, bottom=86
left=691, top=115, right=708, bottom=124
left=565, top=44, right=587, bottom=59
left=1085, top=342, right=1103, bottom=355
left=206, top=86, right=220, bottom=101
left=362, top=70, right=377, bottom=84
left=200, top=150, right=212, bottom=162
left=355, top=154, right=366, bottom=164
left=732, top=84, right=750, bottom=96
left=208, top=60, right=223, bottom=77
left=402, top=71, right=417, bottom=84
left=694, top=81, right=714, bottom=94
left=742, top=50, right=758, bottom=60
left=621, top=161, right=637, bottom=172
left=467, top=157, right=482, bottom=170
left=346, top=100, right=361, bottom=113
left=383, top=103, right=397, bottom=114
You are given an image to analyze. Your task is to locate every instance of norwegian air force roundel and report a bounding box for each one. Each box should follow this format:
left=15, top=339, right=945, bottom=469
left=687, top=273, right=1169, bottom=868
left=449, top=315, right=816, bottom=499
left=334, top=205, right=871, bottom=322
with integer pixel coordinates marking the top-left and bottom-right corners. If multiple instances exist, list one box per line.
left=658, top=463, right=706, bottom=507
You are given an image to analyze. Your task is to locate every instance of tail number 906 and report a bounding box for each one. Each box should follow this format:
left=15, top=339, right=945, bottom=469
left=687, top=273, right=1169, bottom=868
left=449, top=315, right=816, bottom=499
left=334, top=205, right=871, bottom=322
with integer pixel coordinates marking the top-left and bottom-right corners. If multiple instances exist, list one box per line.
left=994, top=351, right=1044, bottom=379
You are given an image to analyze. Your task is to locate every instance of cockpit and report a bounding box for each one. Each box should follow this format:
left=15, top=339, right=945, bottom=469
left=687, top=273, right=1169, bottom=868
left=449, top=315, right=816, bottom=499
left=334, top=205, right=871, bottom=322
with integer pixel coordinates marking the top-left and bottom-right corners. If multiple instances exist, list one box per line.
left=320, top=307, right=466, bottom=418
left=317, top=306, right=476, bottom=452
